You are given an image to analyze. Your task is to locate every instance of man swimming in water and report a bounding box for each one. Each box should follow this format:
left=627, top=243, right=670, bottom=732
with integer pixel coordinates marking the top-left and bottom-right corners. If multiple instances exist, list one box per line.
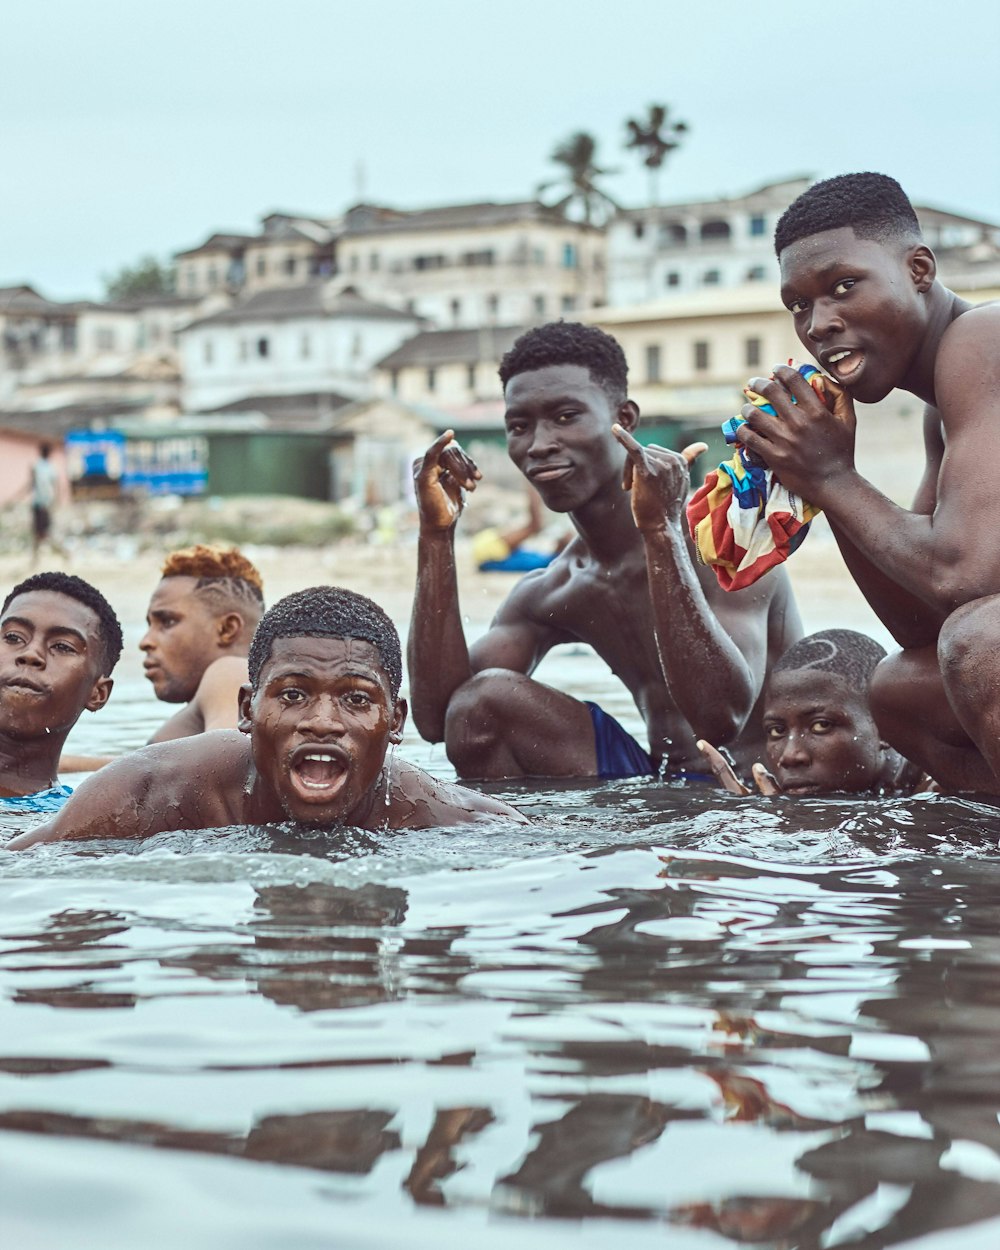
left=0, top=572, right=122, bottom=810
left=700, top=629, right=917, bottom=796
left=408, top=321, right=802, bottom=780
left=733, top=173, right=1000, bottom=793
left=61, top=545, right=265, bottom=772
left=9, top=586, right=523, bottom=847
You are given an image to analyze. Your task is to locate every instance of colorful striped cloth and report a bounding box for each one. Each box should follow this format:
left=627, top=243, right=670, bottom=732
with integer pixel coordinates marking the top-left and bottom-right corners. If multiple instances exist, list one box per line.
left=686, top=365, right=832, bottom=592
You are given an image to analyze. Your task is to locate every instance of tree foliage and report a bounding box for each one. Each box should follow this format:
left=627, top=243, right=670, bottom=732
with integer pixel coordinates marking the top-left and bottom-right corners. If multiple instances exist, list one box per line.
left=624, top=104, right=688, bottom=204
left=538, top=131, right=621, bottom=226
left=103, top=255, right=175, bottom=301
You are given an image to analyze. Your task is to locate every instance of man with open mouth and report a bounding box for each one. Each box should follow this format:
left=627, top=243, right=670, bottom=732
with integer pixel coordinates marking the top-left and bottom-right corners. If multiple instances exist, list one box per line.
left=0, top=571, right=122, bottom=812
left=733, top=172, right=1000, bottom=794
left=8, top=586, right=523, bottom=847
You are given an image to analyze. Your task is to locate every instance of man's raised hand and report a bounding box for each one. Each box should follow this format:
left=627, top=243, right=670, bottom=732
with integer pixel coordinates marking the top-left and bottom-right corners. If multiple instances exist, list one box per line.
left=413, top=431, right=482, bottom=531
left=612, top=424, right=707, bottom=531
left=697, top=740, right=782, bottom=797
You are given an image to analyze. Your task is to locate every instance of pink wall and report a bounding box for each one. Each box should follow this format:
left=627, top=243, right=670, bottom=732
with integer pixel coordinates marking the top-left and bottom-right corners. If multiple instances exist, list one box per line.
left=0, top=431, right=70, bottom=507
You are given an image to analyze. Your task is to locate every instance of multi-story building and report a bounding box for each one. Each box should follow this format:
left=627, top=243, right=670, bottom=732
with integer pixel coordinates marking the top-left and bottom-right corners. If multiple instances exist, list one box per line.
left=375, top=324, right=525, bottom=410
left=178, top=282, right=423, bottom=412
left=334, top=200, right=605, bottom=328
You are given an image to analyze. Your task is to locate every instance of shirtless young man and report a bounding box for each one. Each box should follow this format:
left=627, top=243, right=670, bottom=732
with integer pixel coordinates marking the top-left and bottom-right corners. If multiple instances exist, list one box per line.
left=9, top=586, right=522, bottom=848
left=408, top=322, right=802, bottom=780
left=0, top=572, right=121, bottom=809
left=732, top=173, right=1000, bottom=793
left=142, top=544, right=265, bottom=741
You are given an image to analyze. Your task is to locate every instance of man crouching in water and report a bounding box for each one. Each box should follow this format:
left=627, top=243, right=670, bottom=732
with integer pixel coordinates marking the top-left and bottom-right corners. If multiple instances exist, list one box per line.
left=9, top=586, right=523, bottom=848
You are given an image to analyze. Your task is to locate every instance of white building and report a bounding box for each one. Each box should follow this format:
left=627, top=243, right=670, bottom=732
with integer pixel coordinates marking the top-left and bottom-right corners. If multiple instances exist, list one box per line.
left=178, top=283, right=424, bottom=412
left=335, top=200, right=605, bottom=328
left=375, top=324, right=525, bottom=411
left=607, top=176, right=811, bottom=306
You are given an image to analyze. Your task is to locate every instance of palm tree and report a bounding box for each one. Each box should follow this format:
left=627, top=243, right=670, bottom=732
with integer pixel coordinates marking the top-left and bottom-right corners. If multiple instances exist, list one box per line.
left=538, top=131, right=620, bottom=226
left=625, top=104, right=688, bottom=205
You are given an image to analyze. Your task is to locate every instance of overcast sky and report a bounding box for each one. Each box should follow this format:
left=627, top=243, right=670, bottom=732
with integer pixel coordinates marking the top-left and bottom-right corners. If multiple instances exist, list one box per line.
left=3, top=0, right=998, bottom=299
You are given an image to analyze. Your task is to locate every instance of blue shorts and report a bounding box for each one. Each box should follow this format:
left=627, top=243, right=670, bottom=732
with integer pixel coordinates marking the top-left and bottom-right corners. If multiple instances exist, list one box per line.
left=586, top=702, right=657, bottom=779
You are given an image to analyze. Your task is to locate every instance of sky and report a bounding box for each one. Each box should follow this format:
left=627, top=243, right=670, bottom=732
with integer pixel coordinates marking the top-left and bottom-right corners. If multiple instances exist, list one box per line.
left=3, top=0, right=998, bottom=299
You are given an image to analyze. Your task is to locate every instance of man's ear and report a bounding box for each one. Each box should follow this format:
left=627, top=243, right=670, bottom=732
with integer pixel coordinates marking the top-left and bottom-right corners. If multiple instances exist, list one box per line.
left=615, top=399, right=640, bottom=434
left=389, top=697, right=407, bottom=744
left=909, top=244, right=936, bottom=293
left=86, top=676, right=113, bottom=713
left=237, top=684, right=253, bottom=734
left=217, top=612, right=244, bottom=648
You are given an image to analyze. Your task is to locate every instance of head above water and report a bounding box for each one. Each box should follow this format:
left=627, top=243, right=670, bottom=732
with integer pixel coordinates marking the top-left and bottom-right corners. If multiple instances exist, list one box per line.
left=774, top=173, right=923, bottom=257
left=248, top=586, right=402, bottom=699
left=141, top=545, right=265, bottom=703
left=499, top=321, right=629, bottom=407
left=763, top=629, right=899, bottom=796
left=2, top=572, right=123, bottom=676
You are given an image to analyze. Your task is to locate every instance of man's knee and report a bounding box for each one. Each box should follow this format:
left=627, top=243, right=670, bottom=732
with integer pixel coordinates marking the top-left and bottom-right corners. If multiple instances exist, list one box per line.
left=444, top=669, right=526, bottom=761
left=938, top=596, right=1000, bottom=685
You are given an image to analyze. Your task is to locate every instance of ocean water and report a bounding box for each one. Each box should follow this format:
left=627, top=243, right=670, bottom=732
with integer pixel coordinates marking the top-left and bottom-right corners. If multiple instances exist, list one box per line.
left=4, top=647, right=1000, bottom=1248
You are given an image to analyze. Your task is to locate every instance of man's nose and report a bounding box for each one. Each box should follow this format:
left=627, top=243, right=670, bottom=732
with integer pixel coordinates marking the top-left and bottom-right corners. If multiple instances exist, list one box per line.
left=139, top=627, right=154, bottom=652
left=300, top=695, right=345, bottom=735
left=778, top=733, right=810, bottom=769
left=15, top=640, right=46, bottom=668
left=806, top=300, right=843, bottom=344
left=527, top=423, right=559, bottom=459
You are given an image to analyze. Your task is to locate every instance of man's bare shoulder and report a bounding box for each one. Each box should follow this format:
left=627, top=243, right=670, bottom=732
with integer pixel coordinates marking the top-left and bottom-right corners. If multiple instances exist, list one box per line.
left=391, top=760, right=529, bottom=828
left=8, top=732, right=251, bottom=848
left=936, top=303, right=1000, bottom=421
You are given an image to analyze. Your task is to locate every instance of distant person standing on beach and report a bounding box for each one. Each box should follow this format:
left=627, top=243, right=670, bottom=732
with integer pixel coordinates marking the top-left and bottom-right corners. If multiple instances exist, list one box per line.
left=29, top=443, right=68, bottom=563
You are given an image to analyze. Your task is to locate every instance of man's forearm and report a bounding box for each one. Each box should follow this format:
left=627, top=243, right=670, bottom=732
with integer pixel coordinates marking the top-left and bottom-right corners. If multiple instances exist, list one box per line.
left=407, top=529, right=474, bottom=742
left=642, top=523, right=756, bottom=745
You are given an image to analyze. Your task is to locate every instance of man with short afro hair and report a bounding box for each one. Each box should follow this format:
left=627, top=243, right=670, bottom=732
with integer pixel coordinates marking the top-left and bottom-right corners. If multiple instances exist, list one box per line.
left=408, top=320, right=802, bottom=781
left=733, top=171, right=1000, bottom=793
left=1, top=570, right=121, bottom=809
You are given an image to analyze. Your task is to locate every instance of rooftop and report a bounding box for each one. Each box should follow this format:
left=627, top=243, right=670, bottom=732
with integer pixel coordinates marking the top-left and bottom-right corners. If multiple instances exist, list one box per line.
left=183, top=284, right=422, bottom=330
left=376, top=324, right=527, bottom=371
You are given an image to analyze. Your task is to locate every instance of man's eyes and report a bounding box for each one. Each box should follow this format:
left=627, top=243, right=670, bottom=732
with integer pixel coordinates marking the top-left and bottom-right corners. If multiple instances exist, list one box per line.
left=833, top=278, right=856, bottom=296
left=344, top=691, right=373, bottom=708
left=278, top=688, right=306, bottom=703
left=764, top=724, right=785, bottom=739
left=52, top=641, right=79, bottom=655
left=2, top=630, right=25, bottom=645
left=810, top=718, right=834, bottom=734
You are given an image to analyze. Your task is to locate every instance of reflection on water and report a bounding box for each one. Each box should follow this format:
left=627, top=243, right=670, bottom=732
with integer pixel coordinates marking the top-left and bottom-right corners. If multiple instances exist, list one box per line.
left=5, top=785, right=1000, bottom=1245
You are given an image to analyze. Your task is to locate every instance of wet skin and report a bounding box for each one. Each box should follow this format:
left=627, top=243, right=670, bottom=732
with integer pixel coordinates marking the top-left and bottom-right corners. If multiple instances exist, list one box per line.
left=239, top=636, right=405, bottom=827
left=408, top=365, right=801, bottom=777
left=7, top=634, right=523, bottom=847
left=762, top=670, right=894, bottom=796
left=0, top=590, right=112, bottom=796
left=734, top=223, right=1000, bottom=791
left=141, top=577, right=223, bottom=704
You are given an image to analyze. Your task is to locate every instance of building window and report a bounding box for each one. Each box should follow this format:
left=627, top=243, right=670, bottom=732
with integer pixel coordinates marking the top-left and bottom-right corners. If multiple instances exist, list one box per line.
left=350, top=254, right=360, bottom=272
left=749, top=214, right=766, bottom=236
left=203, top=339, right=214, bottom=364
left=284, top=255, right=297, bottom=276
left=61, top=323, right=77, bottom=350
left=533, top=294, right=546, bottom=316
left=238, top=339, right=248, bottom=361
left=645, top=344, right=661, bottom=383
left=369, top=252, right=380, bottom=271
left=257, top=337, right=269, bottom=358
left=745, top=337, right=762, bottom=367
left=207, top=265, right=218, bottom=288
left=185, top=268, right=198, bottom=292
left=700, top=219, right=731, bottom=241
left=486, top=294, right=499, bottom=317
left=562, top=242, right=578, bottom=269
left=466, top=363, right=476, bottom=390
left=414, top=254, right=446, bottom=271
left=351, top=333, right=362, bottom=360
left=533, top=247, right=546, bottom=265
left=389, top=369, right=399, bottom=394
left=426, top=366, right=436, bottom=392
left=703, top=269, right=721, bottom=284
left=666, top=271, right=681, bottom=287
left=633, top=220, right=645, bottom=239
left=95, top=327, right=115, bottom=351
left=450, top=298, right=461, bottom=323
left=300, top=334, right=311, bottom=359
left=561, top=295, right=576, bottom=312
left=256, top=256, right=267, bottom=277
left=462, top=249, right=495, bottom=266
left=659, top=222, right=687, bottom=245
left=693, top=340, right=710, bottom=371
left=746, top=265, right=767, bottom=282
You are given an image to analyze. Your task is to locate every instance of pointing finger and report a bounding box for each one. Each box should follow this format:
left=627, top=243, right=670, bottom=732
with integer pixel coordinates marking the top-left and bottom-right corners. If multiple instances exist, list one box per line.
left=612, top=423, right=647, bottom=465
left=752, top=763, right=782, bottom=796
